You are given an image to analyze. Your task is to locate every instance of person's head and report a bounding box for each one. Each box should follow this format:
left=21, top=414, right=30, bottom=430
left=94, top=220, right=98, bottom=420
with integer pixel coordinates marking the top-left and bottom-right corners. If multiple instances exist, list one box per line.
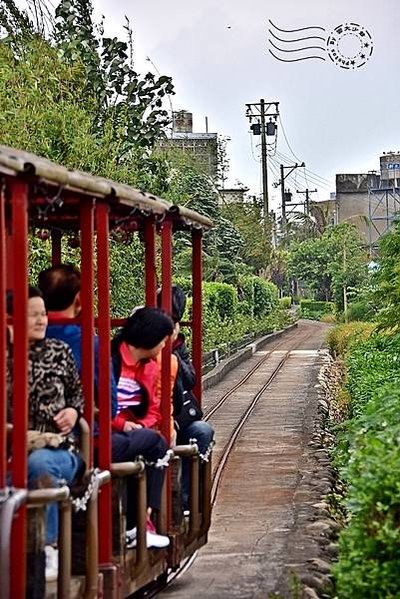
left=157, top=285, right=186, bottom=324
left=120, top=307, right=174, bottom=358
left=38, top=264, right=81, bottom=314
left=7, top=286, right=47, bottom=343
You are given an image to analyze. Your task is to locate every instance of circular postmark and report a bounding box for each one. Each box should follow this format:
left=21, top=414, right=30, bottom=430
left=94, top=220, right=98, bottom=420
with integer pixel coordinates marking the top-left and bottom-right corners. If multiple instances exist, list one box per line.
left=326, top=23, right=373, bottom=69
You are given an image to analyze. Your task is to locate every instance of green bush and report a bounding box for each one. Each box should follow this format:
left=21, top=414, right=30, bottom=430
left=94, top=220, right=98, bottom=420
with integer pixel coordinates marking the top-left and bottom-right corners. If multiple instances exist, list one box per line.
left=253, top=278, right=279, bottom=317
left=344, top=333, right=400, bottom=417
left=237, top=275, right=256, bottom=317
left=299, top=299, right=334, bottom=320
left=279, top=296, right=292, bottom=309
left=346, top=300, right=376, bottom=322
left=203, top=281, right=237, bottom=321
left=334, top=385, right=400, bottom=598
left=326, top=322, right=376, bottom=358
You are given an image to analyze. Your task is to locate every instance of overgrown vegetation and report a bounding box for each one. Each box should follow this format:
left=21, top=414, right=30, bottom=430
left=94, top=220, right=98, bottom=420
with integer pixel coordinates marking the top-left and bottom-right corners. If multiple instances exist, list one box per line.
left=326, top=222, right=400, bottom=598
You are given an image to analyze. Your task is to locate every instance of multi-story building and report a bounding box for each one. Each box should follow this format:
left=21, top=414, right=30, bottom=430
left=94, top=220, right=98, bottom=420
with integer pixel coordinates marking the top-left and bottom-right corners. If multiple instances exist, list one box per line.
left=158, top=110, right=218, bottom=179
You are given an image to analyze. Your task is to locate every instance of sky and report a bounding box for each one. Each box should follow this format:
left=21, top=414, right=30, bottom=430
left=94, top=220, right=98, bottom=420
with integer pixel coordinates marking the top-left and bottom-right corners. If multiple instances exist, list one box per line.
left=91, top=1, right=400, bottom=209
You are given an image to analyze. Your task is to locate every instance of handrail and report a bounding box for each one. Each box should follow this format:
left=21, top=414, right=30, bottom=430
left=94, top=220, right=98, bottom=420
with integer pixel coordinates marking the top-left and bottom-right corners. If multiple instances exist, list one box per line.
left=110, top=461, right=144, bottom=478
left=0, top=488, right=28, bottom=599
left=173, top=444, right=199, bottom=458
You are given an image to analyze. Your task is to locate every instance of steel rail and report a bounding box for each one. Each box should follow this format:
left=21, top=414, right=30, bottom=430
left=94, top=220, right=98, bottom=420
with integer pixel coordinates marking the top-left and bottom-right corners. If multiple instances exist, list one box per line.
left=210, top=352, right=290, bottom=505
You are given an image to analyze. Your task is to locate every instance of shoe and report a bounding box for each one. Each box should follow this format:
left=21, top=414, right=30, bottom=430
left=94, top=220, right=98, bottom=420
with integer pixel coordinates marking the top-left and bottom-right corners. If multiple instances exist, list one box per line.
left=126, top=522, right=170, bottom=549
left=45, top=545, right=58, bottom=582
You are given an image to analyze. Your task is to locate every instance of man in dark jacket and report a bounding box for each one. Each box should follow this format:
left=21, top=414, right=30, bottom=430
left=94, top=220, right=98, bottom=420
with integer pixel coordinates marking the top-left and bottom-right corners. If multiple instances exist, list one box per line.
left=158, top=285, right=214, bottom=509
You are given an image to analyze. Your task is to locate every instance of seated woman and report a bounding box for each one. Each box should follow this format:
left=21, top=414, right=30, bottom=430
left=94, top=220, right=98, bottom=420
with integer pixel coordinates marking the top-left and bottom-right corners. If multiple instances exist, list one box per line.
left=111, top=307, right=175, bottom=546
left=6, top=286, right=84, bottom=582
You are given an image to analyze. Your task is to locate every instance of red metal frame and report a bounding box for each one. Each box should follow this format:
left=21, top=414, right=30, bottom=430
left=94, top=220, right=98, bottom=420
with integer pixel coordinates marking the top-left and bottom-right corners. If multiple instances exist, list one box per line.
left=79, top=200, right=95, bottom=468
left=144, top=219, right=157, bottom=306
left=192, top=229, right=203, bottom=406
left=51, top=229, right=62, bottom=265
left=9, top=179, right=29, bottom=599
left=0, top=183, right=7, bottom=489
left=95, top=201, right=112, bottom=564
left=160, top=220, right=172, bottom=529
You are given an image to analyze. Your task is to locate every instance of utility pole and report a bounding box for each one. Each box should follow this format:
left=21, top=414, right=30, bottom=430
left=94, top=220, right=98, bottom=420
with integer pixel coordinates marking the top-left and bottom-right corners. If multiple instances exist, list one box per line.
left=245, top=99, right=279, bottom=230
left=296, top=188, right=318, bottom=215
left=279, top=162, right=305, bottom=226
left=260, top=99, right=268, bottom=225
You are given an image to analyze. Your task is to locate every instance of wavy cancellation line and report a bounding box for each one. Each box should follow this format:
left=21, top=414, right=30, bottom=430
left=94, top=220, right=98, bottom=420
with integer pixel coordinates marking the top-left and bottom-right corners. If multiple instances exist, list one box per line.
left=268, top=19, right=326, bottom=34
left=268, top=19, right=327, bottom=63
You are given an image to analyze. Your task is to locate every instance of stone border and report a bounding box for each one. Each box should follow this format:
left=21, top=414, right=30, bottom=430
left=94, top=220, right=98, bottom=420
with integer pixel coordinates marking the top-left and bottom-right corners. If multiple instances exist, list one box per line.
left=202, top=322, right=298, bottom=390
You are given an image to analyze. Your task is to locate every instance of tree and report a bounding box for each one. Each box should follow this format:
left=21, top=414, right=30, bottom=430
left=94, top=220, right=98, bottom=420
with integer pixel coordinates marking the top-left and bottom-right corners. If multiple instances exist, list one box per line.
left=221, top=200, right=272, bottom=273
left=374, top=219, right=400, bottom=332
left=0, top=0, right=175, bottom=191
left=288, top=223, right=368, bottom=307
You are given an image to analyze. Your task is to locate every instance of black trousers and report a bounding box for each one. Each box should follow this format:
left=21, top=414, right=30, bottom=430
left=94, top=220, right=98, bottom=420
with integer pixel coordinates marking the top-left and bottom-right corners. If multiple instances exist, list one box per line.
left=111, top=430, right=168, bottom=525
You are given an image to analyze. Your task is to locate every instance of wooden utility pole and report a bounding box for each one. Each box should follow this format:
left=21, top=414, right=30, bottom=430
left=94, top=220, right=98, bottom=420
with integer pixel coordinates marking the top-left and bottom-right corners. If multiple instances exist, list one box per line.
left=245, top=99, right=279, bottom=229
left=296, top=188, right=318, bottom=215
left=279, top=162, right=305, bottom=226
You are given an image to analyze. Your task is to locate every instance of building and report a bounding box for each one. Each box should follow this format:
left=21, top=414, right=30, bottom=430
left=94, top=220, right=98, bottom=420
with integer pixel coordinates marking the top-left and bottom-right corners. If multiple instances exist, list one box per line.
left=335, top=152, right=400, bottom=249
left=218, top=187, right=249, bottom=204
left=158, top=110, right=218, bottom=179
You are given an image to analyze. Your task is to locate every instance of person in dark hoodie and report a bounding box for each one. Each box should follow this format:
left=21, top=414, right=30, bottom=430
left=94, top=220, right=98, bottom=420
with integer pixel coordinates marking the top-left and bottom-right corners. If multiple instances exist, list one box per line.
left=158, top=285, right=214, bottom=510
left=38, top=264, right=170, bottom=549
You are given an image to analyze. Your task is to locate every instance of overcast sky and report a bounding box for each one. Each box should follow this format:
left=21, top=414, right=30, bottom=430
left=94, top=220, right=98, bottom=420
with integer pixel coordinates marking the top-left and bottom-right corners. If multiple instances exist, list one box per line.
left=92, top=0, right=400, bottom=208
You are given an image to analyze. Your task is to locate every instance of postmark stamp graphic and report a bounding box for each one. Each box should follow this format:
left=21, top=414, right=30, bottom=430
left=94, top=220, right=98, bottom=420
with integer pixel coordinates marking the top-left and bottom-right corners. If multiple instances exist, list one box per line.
left=326, top=23, right=373, bottom=69
left=268, top=20, right=374, bottom=70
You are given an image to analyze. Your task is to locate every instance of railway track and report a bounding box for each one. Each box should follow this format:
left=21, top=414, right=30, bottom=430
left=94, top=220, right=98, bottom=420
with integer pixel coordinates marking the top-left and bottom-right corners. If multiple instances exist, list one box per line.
left=141, top=323, right=326, bottom=597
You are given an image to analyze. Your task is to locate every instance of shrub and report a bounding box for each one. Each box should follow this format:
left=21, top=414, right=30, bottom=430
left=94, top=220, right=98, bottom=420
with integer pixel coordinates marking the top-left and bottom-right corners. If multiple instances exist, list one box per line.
left=334, top=385, right=400, bottom=598
left=299, top=299, right=335, bottom=320
left=346, top=300, right=376, bottom=322
left=345, top=333, right=400, bottom=417
left=237, top=275, right=255, bottom=317
left=326, top=322, right=376, bottom=358
left=203, top=281, right=237, bottom=321
left=279, top=296, right=292, bottom=309
left=253, top=278, right=279, bottom=317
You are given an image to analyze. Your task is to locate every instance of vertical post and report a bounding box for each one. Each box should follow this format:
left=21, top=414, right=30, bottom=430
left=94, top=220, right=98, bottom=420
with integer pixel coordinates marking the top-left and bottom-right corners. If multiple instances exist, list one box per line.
left=9, top=179, right=29, bottom=599
left=80, top=200, right=95, bottom=468
left=96, top=202, right=112, bottom=564
left=280, top=164, right=286, bottom=227
left=0, top=182, right=7, bottom=489
left=260, top=98, right=269, bottom=228
left=305, top=189, right=310, bottom=216
left=160, top=220, right=172, bottom=445
left=144, top=219, right=157, bottom=307
left=192, top=229, right=203, bottom=406
left=160, top=220, right=172, bottom=530
left=51, top=229, right=62, bottom=266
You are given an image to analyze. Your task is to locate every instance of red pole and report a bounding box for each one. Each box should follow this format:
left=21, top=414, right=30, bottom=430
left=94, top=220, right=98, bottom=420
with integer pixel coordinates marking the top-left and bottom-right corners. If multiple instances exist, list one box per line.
left=95, top=202, right=112, bottom=564
left=0, top=183, right=7, bottom=489
left=160, top=220, right=172, bottom=445
left=9, top=179, right=29, bottom=599
left=192, top=229, right=203, bottom=406
left=144, top=219, right=157, bottom=306
left=80, top=200, right=95, bottom=468
left=51, top=229, right=62, bottom=265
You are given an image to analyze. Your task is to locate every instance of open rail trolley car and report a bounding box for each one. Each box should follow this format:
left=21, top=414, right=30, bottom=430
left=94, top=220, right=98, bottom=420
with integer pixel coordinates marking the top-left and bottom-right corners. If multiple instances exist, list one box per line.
left=0, top=145, right=213, bottom=598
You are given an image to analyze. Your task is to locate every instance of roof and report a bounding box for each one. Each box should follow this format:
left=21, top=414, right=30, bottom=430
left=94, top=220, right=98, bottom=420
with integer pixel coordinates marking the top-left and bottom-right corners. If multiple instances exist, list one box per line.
left=0, top=145, right=212, bottom=231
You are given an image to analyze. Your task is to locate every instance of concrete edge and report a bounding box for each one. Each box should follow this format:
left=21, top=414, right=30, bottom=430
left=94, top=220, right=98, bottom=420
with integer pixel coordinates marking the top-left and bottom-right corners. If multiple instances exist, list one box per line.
left=202, top=322, right=298, bottom=390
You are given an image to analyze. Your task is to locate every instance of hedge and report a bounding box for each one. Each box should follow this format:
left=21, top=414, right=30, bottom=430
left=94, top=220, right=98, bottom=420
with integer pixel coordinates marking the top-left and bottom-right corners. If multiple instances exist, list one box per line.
left=326, top=322, right=376, bottom=358
left=334, top=385, right=400, bottom=598
left=299, top=299, right=334, bottom=320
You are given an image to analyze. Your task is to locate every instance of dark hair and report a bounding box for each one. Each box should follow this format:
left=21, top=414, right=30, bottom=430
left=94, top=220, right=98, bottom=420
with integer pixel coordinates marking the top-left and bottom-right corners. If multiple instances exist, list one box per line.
left=118, top=307, right=174, bottom=350
left=157, top=285, right=186, bottom=323
left=38, top=264, right=80, bottom=311
left=6, top=286, right=43, bottom=315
